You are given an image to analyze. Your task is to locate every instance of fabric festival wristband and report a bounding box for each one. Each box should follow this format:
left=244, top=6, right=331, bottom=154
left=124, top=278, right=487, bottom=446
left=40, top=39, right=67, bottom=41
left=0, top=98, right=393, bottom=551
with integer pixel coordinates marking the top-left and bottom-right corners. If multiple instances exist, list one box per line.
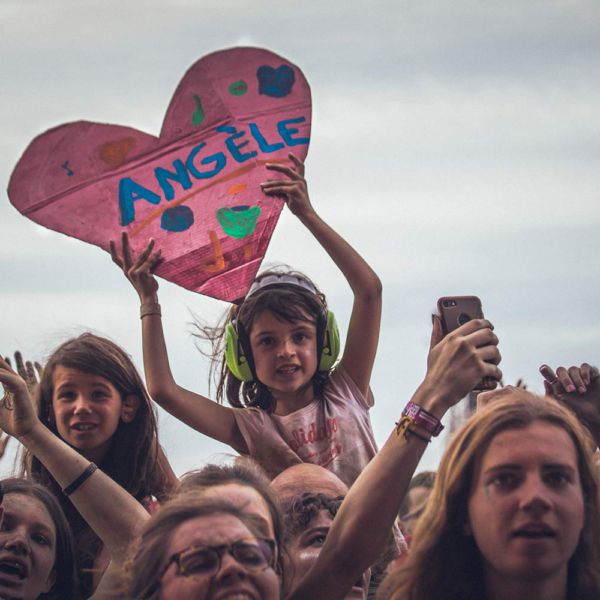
left=140, top=303, right=162, bottom=319
left=394, top=415, right=431, bottom=443
left=401, top=400, right=444, bottom=437
left=63, top=463, right=98, bottom=496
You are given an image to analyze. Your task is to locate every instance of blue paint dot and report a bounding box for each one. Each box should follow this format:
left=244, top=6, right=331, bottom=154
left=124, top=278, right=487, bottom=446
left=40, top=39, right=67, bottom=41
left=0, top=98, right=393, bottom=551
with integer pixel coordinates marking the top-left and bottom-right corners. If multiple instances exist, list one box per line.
left=232, top=205, right=250, bottom=212
left=161, top=205, right=194, bottom=232
left=257, top=65, right=295, bottom=98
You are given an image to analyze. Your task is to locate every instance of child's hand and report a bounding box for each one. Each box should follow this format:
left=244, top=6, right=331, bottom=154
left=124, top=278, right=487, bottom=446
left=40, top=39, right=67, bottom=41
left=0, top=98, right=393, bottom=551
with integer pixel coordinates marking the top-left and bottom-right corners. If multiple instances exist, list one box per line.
left=0, top=356, right=40, bottom=439
left=4, top=351, right=42, bottom=395
left=261, top=153, right=314, bottom=218
left=110, top=232, right=162, bottom=303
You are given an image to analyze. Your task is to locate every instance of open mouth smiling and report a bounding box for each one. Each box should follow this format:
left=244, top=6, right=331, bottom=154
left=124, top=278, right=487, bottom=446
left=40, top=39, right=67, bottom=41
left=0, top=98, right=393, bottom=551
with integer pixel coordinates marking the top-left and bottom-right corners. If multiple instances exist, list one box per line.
left=0, top=557, right=28, bottom=581
left=71, top=422, right=98, bottom=432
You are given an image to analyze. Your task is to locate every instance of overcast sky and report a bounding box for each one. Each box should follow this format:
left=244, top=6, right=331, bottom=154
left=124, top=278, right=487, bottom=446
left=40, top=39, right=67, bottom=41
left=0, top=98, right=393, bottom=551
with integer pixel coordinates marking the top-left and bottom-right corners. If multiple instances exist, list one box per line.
left=2, top=0, right=599, bottom=478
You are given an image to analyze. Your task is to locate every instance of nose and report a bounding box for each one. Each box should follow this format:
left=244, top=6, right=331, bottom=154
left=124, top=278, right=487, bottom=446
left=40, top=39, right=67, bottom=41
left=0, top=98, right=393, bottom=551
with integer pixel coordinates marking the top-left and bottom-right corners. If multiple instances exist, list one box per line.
left=277, top=338, right=296, bottom=358
left=519, top=475, right=552, bottom=516
left=3, top=530, right=30, bottom=557
left=214, top=550, right=248, bottom=583
left=73, top=395, right=92, bottom=415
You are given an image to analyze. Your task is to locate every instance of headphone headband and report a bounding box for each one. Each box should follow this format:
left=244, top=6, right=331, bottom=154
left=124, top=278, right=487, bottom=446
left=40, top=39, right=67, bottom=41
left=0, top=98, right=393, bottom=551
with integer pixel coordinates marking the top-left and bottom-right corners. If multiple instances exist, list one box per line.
left=246, top=274, right=318, bottom=299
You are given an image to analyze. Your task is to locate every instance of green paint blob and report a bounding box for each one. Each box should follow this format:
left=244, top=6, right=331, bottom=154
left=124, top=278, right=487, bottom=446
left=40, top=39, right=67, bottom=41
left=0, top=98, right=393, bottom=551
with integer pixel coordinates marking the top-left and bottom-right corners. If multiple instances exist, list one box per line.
left=229, top=80, right=248, bottom=96
left=217, top=205, right=261, bottom=238
left=192, top=95, right=205, bottom=126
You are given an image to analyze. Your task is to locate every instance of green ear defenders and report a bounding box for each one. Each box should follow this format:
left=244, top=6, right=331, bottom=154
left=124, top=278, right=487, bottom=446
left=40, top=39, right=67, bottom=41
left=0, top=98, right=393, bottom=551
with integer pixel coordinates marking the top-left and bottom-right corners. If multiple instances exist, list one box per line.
left=224, top=274, right=341, bottom=382
left=224, top=311, right=340, bottom=382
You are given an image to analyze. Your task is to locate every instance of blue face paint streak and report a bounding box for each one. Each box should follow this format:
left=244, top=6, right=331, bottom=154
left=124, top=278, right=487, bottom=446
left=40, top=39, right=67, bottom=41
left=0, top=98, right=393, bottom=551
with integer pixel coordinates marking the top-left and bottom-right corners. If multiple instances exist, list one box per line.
left=161, top=205, right=194, bottom=232
left=256, top=65, right=295, bottom=98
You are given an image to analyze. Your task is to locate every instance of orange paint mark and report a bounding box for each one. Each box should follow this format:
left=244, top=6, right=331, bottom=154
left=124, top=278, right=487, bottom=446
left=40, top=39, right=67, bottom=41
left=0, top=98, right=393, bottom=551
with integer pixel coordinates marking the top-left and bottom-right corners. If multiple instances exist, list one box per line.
left=129, top=158, right=287, bottom=238
left=202, top=230, right=225, bottom=273
left=243, top=243, right=253, bottom=260
left=99, top=138, right=136, bottom=168
left=227, top=182, right=247, bottom=195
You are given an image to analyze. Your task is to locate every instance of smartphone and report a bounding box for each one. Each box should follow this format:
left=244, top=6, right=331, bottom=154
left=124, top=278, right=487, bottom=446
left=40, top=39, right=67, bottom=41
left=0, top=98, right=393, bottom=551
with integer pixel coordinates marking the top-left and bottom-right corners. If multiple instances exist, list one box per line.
left=436, top=296, right=496, bottom=391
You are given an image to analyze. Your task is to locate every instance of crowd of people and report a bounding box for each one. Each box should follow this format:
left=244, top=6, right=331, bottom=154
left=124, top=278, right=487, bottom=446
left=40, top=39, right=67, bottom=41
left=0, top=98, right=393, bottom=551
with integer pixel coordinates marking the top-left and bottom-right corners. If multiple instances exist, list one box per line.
left=0, top=154, right=598, bottom=599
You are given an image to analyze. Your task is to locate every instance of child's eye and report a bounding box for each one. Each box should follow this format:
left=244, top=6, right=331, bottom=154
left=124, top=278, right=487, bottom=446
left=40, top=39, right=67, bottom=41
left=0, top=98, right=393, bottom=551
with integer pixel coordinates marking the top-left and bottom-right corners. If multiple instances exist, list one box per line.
left=32, top=533, right=50, bottom=546
left=293, top=333, right=309, bottom=343
left=57, top=391, right=75, bottom=401
left=92, top=390, right=109, bottom=400
left=257, top=337, right=274, bottom=347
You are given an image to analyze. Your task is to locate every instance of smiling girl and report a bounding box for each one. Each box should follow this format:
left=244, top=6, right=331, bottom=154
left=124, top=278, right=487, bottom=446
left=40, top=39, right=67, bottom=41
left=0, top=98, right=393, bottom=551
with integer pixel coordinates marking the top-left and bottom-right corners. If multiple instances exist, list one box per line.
left=111, top=154, right=382, bottom=486
left=18, top=333, right=177, bottom=597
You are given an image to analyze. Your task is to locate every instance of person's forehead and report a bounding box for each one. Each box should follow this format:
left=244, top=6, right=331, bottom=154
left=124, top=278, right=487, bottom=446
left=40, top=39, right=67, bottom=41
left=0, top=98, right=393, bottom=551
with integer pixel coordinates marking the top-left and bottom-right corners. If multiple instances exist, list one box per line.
left=482, top=422, right=578, bottom=468
left=3, top=493, right=56, bottom=534
left=168, top=513, right=252, bottom=554
left=52, top=365, right=114, bottom=388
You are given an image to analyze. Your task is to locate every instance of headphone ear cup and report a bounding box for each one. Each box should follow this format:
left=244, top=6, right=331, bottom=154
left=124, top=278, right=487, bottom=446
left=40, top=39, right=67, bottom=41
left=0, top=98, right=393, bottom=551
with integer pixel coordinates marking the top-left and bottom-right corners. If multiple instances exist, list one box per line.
left=319, top=311, right=340, bottom=372
left=224, top=323, right=254, bottom=382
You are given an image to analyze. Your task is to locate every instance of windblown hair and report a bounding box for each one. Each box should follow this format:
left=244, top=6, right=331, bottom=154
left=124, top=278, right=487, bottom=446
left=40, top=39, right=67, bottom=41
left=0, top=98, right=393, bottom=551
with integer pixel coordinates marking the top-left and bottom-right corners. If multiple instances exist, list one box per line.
left=379, top=390, right=600, bottom=600
left=19, top=333, right=176, bottom=596
left=1, top=478, right=78, bottom=600
left=123, top=494, right=275, bottom=600
left=195, top=267, right=331, bottom=413
left=177, top=457, right=285, bottom=571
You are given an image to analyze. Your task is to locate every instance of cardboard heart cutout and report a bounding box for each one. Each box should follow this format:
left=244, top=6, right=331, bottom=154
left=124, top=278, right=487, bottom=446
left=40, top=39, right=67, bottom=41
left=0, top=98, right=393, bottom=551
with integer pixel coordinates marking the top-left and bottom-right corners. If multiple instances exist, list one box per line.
left=8, top=47, right=311, bottom=302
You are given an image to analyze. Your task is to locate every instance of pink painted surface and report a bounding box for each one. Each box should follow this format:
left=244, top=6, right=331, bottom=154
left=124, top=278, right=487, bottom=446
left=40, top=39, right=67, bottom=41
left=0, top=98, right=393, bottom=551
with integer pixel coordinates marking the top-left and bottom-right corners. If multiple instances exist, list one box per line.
left=7, top=47, right=311, bottom=302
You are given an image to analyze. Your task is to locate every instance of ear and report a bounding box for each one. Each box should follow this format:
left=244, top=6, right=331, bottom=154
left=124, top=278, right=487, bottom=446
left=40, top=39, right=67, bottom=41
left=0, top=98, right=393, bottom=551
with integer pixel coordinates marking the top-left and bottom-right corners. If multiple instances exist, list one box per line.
left=43, top=568, right=56, bottom=593
left=120, top=394, right=140, bottom=424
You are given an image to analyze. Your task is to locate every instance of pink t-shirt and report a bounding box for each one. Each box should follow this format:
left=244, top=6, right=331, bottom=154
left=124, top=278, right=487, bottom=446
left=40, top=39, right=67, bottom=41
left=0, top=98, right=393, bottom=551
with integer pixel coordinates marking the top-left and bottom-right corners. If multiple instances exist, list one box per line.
left=232, top=367, right=378, bottom=487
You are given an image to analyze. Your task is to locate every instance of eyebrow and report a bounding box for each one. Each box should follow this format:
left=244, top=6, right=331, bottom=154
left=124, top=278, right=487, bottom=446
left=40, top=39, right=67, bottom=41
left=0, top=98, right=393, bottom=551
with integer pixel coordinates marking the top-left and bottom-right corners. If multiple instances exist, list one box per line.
left=3, top=513, right=55, bottom=544
left=484, top=462, right=577, bottom=474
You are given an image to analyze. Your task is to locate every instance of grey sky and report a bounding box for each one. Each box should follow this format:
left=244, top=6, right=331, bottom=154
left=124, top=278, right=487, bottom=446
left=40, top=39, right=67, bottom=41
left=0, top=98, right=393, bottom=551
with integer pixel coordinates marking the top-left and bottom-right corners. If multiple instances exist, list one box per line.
left=2, top=0, right=599, bottom=476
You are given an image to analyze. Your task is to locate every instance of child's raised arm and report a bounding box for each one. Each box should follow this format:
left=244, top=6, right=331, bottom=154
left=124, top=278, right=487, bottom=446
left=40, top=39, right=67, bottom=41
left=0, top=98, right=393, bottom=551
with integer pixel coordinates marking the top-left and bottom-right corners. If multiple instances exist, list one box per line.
left=109, top=233, right=246, bottom=452
left=261, top=155, right=382, bottom=399
left=0, top=356, right=148, bottom=563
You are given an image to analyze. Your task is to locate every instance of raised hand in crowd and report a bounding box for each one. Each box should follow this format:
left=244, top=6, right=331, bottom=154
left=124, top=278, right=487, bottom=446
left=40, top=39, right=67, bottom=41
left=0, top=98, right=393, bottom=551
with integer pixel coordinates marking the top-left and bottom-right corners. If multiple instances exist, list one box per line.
left=540, top=362, right=600, bottom=445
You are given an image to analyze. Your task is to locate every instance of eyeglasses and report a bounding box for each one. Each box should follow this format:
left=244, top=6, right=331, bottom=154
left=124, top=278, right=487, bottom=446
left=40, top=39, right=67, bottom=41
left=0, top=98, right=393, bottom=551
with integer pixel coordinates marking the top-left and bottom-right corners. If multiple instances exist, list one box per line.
left=162, top=537, right=276, bottom=580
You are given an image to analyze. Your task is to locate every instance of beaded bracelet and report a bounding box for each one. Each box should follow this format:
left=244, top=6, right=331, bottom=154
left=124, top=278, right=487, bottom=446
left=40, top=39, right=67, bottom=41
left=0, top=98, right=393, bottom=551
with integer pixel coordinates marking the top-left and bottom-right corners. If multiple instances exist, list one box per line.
left=63, top=463, right=98, bottom=496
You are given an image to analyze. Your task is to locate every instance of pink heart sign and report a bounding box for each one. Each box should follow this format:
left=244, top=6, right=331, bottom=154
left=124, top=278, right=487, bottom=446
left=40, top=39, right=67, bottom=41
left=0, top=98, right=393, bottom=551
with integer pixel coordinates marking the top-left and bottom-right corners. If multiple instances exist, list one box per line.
left=7, top=47, right=311, bottom=302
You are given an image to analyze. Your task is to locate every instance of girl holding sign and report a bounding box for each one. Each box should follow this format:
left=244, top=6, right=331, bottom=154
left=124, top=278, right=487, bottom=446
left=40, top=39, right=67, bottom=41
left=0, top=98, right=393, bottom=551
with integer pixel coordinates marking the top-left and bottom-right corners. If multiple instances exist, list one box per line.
left=111, top=154, right=382, bottom=487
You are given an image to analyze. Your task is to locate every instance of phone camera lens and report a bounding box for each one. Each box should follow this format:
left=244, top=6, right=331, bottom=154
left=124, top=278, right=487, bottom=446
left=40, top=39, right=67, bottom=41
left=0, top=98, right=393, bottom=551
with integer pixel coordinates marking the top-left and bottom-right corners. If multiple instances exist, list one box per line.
left=458, top=313, right=471, bottom=326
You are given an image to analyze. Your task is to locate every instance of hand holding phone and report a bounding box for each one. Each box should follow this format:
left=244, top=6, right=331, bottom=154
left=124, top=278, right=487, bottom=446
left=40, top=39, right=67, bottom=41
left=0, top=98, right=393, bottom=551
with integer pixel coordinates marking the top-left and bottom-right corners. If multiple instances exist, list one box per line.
left=437, top=296, right=497, bottom=391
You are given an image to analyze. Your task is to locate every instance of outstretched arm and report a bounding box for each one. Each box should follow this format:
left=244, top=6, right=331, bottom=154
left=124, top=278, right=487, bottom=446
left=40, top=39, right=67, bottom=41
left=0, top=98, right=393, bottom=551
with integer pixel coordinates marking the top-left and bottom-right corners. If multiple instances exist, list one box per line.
left=261, top=155, right=382, bottom=399
left=540, top=362, right=600, bottom=446
left=287, top=316, right=502, bottom=600
left=0, top=357, right=149, bottom=563
left=110, top=233, right=246, bottom=452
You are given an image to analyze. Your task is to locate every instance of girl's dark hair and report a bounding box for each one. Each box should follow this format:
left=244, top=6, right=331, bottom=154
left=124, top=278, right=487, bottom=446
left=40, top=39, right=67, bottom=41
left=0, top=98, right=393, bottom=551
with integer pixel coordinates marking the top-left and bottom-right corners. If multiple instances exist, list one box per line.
left=380, top=390, right=600, bottom=600
left=1, top=478, right=78, bottom=600
left=196, top=267, right=331, bottom=413
left=19, top=333, right=176, bottom=596
left=124, top=494, right=277, bottom=600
